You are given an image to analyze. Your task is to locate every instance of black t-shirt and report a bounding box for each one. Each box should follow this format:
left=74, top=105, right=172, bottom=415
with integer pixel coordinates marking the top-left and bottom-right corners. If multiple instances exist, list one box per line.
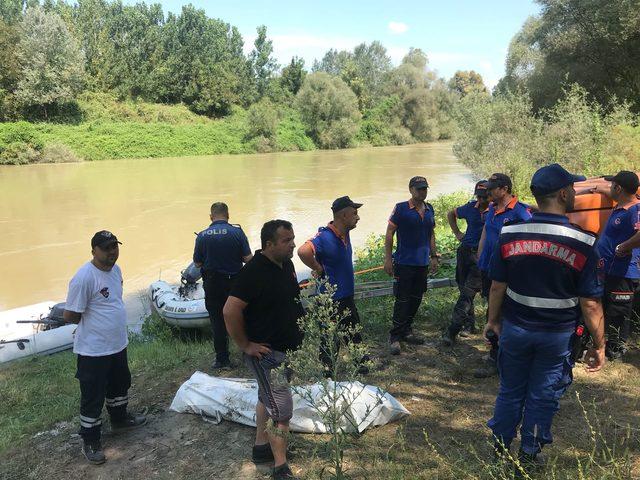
left=230, top=252, right=304, bottom=352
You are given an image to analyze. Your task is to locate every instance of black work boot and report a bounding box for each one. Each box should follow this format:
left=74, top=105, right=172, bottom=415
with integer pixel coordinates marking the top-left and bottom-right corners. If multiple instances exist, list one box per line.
left=111, top=413, right=147, bottom=431
left=82, top=439, right=106, bottom=465
left=272, top=463, right=300, bottom=479
left=252, top=443, right=274, bottom=464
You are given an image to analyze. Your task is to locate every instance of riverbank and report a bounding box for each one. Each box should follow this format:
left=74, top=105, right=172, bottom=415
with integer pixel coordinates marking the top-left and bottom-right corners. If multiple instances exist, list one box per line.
left=0, top=99, right=316, bottom=165
left=1, top=243, right=638, bottom=479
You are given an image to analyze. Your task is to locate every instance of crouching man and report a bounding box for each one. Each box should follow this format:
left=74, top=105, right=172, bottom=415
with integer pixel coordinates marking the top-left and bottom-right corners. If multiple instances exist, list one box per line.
left=224, top=220, right=304, bottom=480
left=64, top=231, right=146, bottom=465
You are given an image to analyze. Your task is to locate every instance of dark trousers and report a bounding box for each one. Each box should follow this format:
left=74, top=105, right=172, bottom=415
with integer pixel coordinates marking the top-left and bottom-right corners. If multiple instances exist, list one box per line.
left=76, top=348, right=131, bottom=442
left=488, top=321, right=574, bottom=455
left=320, top=296, right=363, bottom=370
left=448, top=245, right=481, bottom=335
left=481, top=269, right=498, bottom=363
left=202, top=271, right=234, bottom=362
left=390, top=264, right=428, bottom=342
left=604, top=275, right=638, bottom=352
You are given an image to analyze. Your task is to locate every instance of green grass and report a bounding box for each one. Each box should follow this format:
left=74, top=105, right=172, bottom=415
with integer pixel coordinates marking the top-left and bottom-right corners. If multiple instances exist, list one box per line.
left=0, top=336, right=212, bottom=453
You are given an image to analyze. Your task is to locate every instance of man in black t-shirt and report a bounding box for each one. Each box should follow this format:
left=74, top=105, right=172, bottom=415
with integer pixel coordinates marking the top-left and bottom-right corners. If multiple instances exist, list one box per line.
left=224, top=219, right=303, bottom=480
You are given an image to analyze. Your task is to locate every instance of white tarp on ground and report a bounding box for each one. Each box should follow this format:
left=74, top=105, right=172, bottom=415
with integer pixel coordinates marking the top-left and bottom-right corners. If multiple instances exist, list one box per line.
left=169, top=371, right=410, bottom=433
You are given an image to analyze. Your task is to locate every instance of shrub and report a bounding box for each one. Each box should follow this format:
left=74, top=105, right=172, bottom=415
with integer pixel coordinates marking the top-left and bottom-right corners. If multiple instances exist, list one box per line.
left=246, top=99, right=279, bottom=140
left=0, top=141, right=41, bottom=164
left=39, top=142, right=82, bottom=163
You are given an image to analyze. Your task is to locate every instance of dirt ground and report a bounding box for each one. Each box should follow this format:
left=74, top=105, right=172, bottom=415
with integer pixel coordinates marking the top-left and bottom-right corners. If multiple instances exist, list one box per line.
left=1, top=307, right=639, bottom=480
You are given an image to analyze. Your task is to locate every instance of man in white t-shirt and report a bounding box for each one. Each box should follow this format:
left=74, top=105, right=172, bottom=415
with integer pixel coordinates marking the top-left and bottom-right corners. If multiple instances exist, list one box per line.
left=64, top=230, right=146, bottom=465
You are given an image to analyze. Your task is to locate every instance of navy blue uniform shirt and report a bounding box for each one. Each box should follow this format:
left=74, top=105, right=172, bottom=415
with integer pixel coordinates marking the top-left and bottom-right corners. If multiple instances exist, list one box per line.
left=193, top=220, right=251, bottom=275
left=478, top=197, right=531, bottom=271
left=489, top=212, right=603, bottom=332
left=597, top=200, right=640, bottom=279
left=389, top=200, right=436, bottom=267
left=307, top=223, right=354, bottom=300
left=455, top=199, right=488, bottom=249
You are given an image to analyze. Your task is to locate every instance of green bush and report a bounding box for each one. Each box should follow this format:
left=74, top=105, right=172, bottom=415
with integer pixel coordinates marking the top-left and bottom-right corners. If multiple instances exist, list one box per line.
left=296, top=72, right=361, bottom=149
left=39, top=142, right=82, bottom=163
left=0, top=141, right=41, bottom=164
left=246, top=99, right=279, bottom=140
left=452, top=85, right=640, bottom=195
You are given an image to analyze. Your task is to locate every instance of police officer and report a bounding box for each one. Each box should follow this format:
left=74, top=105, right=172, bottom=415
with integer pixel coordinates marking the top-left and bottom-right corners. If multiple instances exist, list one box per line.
left=475, top=173, right=532, bottom=377
left=298, top=196, right=369, bottom=374
left=591, top=171, right=640, bottom=360
left=194, top=202, right=252, bottom=369
left=442, top=180, right=489, bottom=346
left=485, top=164, right=605, bottom=474
left=383, top=176, right=438, bottom=356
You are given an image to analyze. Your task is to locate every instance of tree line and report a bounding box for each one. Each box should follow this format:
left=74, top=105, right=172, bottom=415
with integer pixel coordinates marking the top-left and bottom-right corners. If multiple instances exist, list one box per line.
left=0, top=0, right=491, bottom=152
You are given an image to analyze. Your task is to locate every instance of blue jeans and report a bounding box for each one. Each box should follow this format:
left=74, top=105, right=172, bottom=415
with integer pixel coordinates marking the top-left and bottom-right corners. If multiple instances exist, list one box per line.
left=488, top=320, right=574, bottom=455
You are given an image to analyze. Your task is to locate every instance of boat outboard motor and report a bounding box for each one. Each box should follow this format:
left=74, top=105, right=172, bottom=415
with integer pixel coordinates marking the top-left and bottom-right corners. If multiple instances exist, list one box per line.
left=179, top=262, right=201, bottom=297
left=181, top=262, right=202, bottom=285
left=45, top=302, right=66, bottom=330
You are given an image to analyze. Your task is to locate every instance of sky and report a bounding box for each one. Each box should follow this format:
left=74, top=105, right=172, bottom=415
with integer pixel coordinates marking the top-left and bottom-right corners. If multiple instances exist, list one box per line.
left=133, top=1, right=541, bottom=90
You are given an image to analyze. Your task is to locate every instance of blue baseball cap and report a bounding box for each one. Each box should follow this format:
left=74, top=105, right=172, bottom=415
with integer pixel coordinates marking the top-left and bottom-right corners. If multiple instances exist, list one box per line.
left=530, top=163, right=586, bottom=196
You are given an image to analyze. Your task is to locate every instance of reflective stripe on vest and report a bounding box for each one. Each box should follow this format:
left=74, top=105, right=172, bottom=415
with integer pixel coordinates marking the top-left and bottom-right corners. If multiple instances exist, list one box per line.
left=506, top=288, right=579, bottom=309
left=501, top=223, right=595, bottom=246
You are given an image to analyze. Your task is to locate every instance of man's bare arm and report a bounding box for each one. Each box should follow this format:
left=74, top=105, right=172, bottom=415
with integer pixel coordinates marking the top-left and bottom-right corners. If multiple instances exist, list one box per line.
left=63, top=310, right=82, bottom=325
left=223, top=296, right=271, bottom=358
left=580, top=297, right=606, bottom=372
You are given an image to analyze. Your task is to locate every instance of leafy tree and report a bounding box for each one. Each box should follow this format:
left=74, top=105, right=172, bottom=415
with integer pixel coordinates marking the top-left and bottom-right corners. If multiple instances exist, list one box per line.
left=249, top=25, right=278, bottom=99
left=498, top=1, right=640, bottom=112
left=280, top=56, right=306, bottom=95
left=313, top=42, right=391, bottom=110
left=384, top=48, right=448, bottom=141
left=15, top=6, right=85, bottom=118
left=449, top=70, right=487, bottom=96
left=0, top=18, right=19, bottom=119
left=296, top=72, right=361, bottom=148
left=154, top=5, right=249, bottom=116
left=0, top=0, right=28, bottom=24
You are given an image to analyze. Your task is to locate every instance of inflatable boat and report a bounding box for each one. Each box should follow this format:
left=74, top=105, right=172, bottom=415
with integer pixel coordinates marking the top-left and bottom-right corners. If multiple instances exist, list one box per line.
left=0, top=302, right=75, bottom=364
left=149, top=263, right=211, bottom=329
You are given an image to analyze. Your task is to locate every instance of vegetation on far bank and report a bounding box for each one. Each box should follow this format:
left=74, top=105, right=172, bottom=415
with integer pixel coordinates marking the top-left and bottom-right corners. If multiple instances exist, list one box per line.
left=0, top=1, right=473, bottom=165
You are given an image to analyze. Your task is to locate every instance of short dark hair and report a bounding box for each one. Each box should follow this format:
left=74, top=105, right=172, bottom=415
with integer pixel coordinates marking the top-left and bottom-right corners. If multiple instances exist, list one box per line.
left=210, top=202, right=229, bottom=217
left=261, top=219, right=293, bottom=248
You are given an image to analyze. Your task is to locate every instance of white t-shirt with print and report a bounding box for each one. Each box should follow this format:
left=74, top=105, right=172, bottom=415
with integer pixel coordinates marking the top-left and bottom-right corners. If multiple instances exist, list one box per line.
left=65, top=262, right=128, bottom=356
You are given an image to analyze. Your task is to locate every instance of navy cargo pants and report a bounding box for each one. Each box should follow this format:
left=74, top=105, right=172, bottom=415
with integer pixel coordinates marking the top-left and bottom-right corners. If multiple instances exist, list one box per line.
left=76, top=348, right=131, bottom=442
left=389, top=264, right=428, bottom=342
left=488, top=321, right=574, bottom=455
left=448, top=245, right=481, bottom=335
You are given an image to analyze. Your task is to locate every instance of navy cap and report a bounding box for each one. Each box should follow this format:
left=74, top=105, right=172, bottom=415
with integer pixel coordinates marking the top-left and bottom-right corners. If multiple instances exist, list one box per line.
left=474, top=180, right=489, bottom=196
left=409, top=176, right=429, bottom=189
left=485, top=173, right=512, bottom=190
left=530, top=163, right=585, bottom=196
left=91, top=230, right=122, bottom=249
left=604, top=171, right=639, bottom=194
left=331, top=196, right=363, bottom=213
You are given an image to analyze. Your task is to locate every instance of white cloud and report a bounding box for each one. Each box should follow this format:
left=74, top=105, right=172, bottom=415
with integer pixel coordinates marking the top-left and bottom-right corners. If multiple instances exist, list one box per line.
left=388, top=22, right=409, bottom=34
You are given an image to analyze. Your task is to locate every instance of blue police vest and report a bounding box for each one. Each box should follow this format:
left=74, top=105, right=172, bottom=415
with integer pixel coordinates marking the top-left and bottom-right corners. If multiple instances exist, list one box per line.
left=193, top=220, right=251, bottom=275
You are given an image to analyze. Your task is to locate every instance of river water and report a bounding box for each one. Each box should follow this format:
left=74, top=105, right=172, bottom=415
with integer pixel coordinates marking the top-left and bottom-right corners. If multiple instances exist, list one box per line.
left=0, top=142, right=472, bottom=322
